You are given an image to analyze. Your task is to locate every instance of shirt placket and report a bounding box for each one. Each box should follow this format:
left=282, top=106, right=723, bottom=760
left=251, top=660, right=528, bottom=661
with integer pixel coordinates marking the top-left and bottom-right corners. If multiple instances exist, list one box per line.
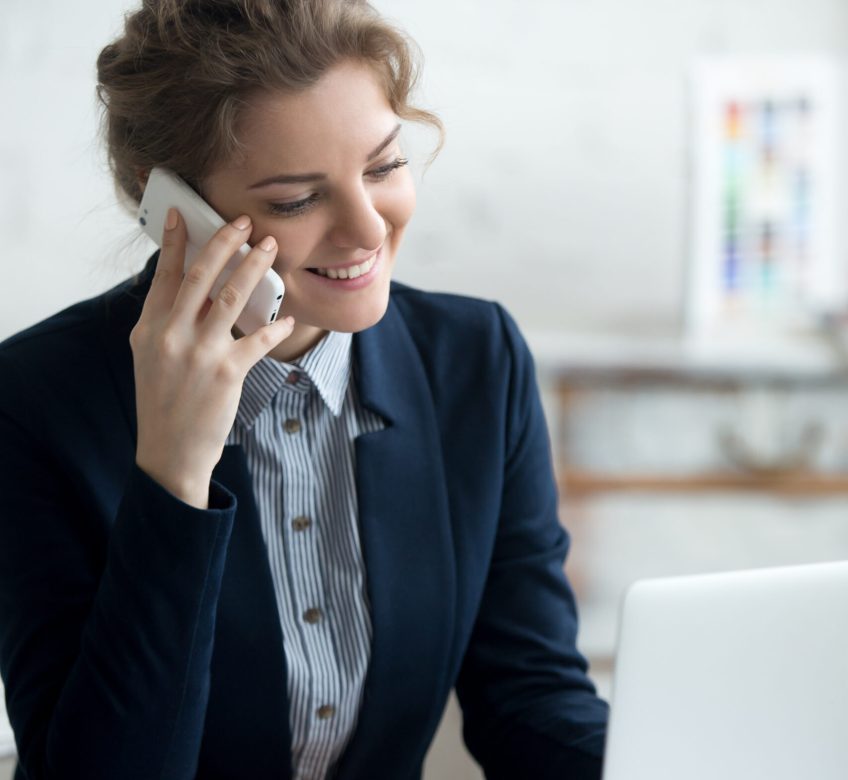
left=278, top=387, right=342, bottom=779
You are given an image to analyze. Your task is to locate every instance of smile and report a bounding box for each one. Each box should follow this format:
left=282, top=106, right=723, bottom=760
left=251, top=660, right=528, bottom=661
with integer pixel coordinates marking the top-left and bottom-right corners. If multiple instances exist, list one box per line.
left=310, top=254, right=378, bottom=280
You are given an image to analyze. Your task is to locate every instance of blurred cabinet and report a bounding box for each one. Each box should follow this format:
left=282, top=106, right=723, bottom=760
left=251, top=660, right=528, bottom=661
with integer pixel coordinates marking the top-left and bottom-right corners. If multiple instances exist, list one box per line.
left=557, top=372, right=848, bottom=495
left=536, top=336, right=848, bottom=671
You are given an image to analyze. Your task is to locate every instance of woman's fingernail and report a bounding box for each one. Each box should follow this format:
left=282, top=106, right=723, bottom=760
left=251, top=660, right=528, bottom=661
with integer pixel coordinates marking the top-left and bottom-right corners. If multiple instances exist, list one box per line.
left=259, top=235, right=277, bottom=252
left=284, top=316, right=295, bottom=327
left=233, top=215, right=251, bottom=230
left=165, top=208, right=178, bottom=230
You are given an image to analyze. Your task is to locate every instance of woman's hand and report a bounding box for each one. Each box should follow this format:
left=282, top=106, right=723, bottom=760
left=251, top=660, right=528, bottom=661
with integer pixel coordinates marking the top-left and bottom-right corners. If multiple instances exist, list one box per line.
left=130, top=209, right=294, bottom=509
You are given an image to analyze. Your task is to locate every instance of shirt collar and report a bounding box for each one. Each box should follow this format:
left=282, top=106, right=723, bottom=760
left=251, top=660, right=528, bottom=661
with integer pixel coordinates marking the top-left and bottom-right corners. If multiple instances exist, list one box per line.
left=298, top=330, right=352, bottom=415
left=234, top=330, right=352, bottom=431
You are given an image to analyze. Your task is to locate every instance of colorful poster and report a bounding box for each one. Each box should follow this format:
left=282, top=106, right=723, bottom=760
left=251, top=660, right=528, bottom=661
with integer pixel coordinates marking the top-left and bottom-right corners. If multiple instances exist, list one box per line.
left=688, top=57, right=844, bottom=342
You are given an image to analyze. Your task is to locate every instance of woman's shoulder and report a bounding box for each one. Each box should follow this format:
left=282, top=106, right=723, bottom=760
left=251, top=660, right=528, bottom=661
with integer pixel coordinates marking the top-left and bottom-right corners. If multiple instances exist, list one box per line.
left=390, top=279, right=498, bottom=318
left=0, top=273, right=142, bottom=412
left=1, top=269, right=142, bottom=350
left=388, top=280, right=529, bottom=360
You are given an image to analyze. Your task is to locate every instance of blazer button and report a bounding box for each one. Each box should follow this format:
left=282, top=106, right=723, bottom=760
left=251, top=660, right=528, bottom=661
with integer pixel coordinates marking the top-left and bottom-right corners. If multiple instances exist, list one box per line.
left=292, top=516, right=312, bottom=532
left=284, top=418, right=301, bottom=434
left=303, top=607, right=322, bottom=624
left=316, top=704, right=336, bottom=720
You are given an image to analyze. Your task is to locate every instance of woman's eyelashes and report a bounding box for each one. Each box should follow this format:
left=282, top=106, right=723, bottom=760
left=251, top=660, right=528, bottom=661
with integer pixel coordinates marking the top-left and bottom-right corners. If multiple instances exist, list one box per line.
left=369, top=156, right=409, bottom=180
left=268, top=193, right=320, bottom=217
left=266, top=156, right=409, bottom=218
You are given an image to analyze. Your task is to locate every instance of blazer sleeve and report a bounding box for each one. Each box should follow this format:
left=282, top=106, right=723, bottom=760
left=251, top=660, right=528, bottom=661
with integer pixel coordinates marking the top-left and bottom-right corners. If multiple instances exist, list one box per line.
left=0, top=349, right=236, bottom=780
left=454, top=304, right=609, bottom=779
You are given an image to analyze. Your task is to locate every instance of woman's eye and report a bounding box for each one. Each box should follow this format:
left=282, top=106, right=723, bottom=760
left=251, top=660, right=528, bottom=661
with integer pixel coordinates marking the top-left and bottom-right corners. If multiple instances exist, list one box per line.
left=268, top=193, right=320, bottom=217
left=266, top=157, right=409, bottom=218
left=368, top=156, right=409, bottom=180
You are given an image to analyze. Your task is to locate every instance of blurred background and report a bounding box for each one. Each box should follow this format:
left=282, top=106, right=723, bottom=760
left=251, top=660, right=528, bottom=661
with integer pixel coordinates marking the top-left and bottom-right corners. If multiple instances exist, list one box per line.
left=2, top=1, right=848, bottom=778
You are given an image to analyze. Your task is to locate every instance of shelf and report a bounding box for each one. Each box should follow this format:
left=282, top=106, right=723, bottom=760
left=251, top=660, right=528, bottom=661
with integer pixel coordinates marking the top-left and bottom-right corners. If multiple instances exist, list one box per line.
left=560, top=469, right=848, bottom=496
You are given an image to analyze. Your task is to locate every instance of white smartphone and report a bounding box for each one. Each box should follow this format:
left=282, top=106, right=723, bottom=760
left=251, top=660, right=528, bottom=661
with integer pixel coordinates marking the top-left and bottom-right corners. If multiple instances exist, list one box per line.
left=137, top=166, right=285, bottom=336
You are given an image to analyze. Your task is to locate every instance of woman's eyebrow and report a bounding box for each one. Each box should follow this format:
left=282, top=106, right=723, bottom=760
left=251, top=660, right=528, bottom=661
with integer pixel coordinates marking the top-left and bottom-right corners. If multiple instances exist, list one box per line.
left=247, top=123, right=402, bottom=189
left=366, top=123, right=402, bottom=161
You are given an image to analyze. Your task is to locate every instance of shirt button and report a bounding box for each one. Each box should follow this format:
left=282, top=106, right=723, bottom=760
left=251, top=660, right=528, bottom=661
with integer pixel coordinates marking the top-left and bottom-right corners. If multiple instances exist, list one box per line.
left=283, top=418, right=301, bottom=434
left=316, top=704, right=336, bottom=720
left=303, top=607, right=322, bottom=624
left=292, top=516, right=312, bottom=532
left=286, top=371, right=302, bottom=385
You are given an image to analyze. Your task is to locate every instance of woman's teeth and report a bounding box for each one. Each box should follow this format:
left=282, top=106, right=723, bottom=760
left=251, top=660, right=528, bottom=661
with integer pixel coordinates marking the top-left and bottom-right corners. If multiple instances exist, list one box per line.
left=313, top=255, right=377, bottom=280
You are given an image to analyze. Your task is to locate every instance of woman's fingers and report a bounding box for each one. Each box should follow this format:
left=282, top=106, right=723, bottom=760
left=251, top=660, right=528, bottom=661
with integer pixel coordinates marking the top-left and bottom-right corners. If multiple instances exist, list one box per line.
left=201, top=235, right=279, bottom=335
left=232, top=313, right=296, bottom=371
left=129, top=211, right=295, bottom=505
left=169, top=214, right=254, bottom=326
left=140, top=207, right=187, bottom=320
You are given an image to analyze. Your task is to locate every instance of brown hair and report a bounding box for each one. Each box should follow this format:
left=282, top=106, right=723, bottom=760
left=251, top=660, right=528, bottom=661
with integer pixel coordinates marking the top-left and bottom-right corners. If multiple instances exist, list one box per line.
left=96, top=0, right=443, bottom=206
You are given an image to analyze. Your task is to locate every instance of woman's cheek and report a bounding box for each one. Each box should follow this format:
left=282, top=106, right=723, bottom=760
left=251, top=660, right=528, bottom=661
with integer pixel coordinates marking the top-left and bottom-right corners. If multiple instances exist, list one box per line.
left=384, top=173, right=417, bottom=229
left=253, top=220, right=319, bottom=274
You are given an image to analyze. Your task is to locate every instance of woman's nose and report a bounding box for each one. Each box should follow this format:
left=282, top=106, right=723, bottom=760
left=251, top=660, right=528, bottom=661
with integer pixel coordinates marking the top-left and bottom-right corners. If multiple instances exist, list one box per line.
left=328, top=185, right=387, bottom=251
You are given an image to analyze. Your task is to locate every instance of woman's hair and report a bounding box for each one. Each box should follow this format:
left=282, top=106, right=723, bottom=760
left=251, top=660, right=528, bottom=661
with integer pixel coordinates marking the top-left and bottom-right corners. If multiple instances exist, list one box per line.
left=96, top=0, right=443, bottom=206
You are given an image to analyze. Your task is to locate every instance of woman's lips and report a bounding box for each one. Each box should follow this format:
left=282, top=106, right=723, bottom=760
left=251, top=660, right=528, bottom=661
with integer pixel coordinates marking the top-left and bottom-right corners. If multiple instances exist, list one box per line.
left=305, top=247, right=382, bottom=290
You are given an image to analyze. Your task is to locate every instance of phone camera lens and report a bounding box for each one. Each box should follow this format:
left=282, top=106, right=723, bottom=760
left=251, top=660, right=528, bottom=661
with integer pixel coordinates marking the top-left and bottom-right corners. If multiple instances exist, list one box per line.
left=139, top=217, right=147, bottom=226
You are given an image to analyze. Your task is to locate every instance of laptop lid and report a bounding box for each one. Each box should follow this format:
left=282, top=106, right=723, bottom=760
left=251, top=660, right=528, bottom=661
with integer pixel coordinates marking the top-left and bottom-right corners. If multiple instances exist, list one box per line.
left=602, top=560, right=848, bottom=780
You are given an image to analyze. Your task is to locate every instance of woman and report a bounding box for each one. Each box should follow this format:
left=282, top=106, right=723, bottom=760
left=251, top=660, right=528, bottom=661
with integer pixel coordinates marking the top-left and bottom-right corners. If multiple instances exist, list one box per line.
left=0, top=1, right=608, bottom=778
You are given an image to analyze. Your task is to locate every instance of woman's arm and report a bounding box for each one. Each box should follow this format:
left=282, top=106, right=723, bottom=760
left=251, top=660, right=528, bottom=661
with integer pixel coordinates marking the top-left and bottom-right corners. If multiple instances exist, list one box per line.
left=455, top=305, right=609, bottom=780
left=0, top=354, right=235, bottom=779
left=0, top=211, right=293, bottom=779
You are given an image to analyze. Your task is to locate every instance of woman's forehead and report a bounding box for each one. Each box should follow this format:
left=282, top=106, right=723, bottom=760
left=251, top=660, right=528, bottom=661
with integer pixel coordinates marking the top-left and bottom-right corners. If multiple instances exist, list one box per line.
left=232, top=61, right=399, bottom=172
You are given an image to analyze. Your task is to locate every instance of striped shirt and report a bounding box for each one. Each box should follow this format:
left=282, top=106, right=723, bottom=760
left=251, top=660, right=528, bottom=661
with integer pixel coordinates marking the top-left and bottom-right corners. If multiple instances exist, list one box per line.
left=225, top=330, right=384, bottom=779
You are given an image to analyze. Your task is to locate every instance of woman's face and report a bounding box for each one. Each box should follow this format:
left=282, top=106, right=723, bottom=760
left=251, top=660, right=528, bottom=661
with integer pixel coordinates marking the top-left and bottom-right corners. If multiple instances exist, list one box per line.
left=202, top=59, right=416, bottom=361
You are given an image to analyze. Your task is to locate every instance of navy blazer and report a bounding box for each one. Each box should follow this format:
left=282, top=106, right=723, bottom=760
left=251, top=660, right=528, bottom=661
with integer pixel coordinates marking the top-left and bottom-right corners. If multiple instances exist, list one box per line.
left=0, top=254, right=608, bottom=779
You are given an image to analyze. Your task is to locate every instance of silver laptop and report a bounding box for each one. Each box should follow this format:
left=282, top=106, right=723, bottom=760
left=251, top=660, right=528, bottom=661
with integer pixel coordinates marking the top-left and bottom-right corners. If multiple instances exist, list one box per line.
left=602, top=560, right=848, bottom=780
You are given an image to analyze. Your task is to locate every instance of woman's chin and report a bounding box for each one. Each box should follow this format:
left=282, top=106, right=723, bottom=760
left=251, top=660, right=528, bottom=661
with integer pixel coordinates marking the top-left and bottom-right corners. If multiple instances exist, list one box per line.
left=293, top=292, right=391, bottom=335
left=328, top=298, right=391, bottom=333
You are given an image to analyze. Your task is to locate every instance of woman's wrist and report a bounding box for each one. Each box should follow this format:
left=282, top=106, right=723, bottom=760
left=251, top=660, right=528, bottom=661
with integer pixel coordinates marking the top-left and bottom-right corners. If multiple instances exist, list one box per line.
left=135, top=458, right=211, bottom=510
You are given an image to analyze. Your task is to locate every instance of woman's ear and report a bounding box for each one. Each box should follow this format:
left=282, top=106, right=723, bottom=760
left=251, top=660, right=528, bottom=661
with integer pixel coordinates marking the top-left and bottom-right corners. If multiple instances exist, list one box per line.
left=136, top=167, right=150, bottom=193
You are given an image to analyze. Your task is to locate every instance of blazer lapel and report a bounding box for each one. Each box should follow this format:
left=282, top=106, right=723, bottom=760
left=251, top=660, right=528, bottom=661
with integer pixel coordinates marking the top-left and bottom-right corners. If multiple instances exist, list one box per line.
left=337, top=297, right=457, bottom=776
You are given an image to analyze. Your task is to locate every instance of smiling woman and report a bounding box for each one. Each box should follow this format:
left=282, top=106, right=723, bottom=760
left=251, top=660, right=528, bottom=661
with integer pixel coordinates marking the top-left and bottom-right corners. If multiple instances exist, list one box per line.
left=0, top=1, right=608, bottom=779
left=201, top=64, right=417, bottom=357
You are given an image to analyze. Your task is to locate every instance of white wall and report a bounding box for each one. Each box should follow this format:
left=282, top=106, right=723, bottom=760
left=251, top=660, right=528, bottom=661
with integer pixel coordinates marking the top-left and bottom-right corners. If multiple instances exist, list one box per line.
left=386, top=0, right=848, bottom=334
left=1, top=0, right=846, bottom=341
